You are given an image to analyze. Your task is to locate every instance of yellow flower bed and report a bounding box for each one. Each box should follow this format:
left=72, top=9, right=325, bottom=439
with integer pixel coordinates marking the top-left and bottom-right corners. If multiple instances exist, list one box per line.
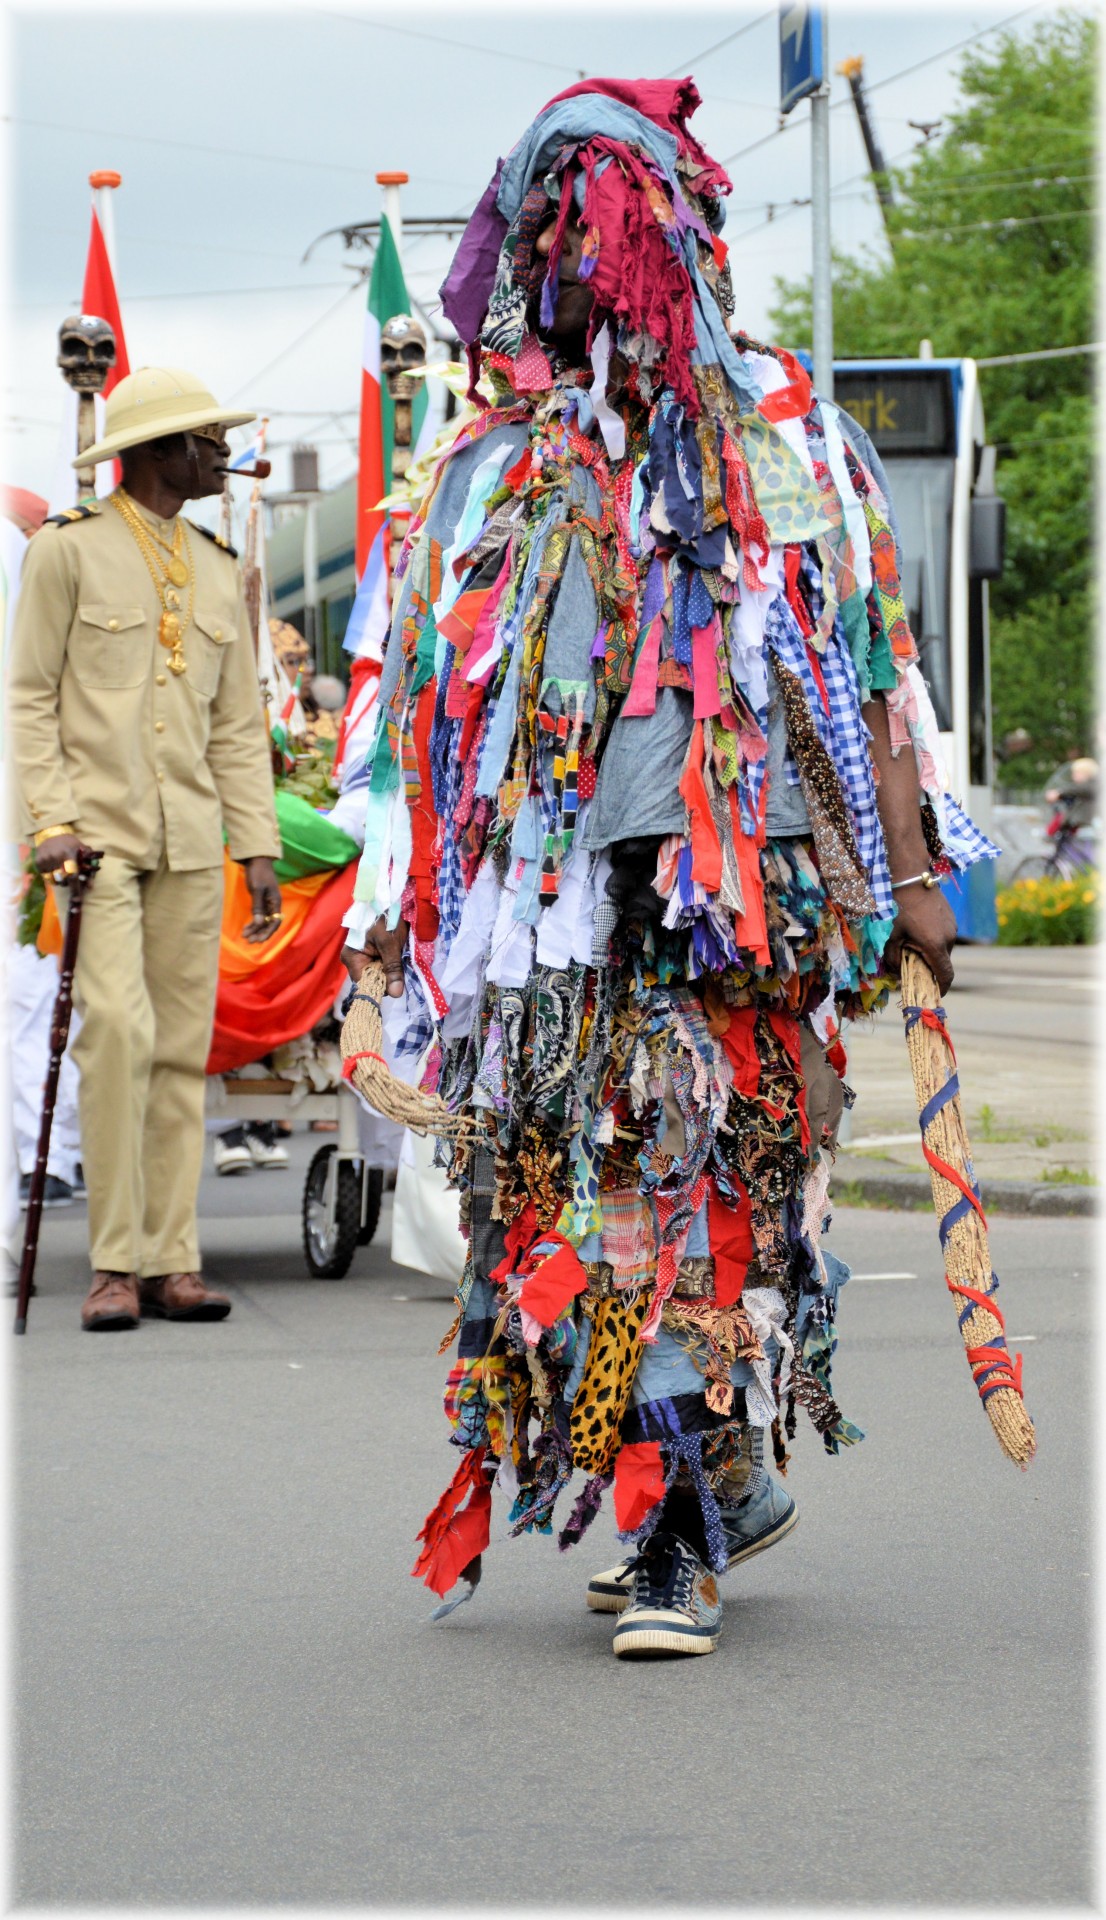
left=996, top=870, right=1098, bottom=945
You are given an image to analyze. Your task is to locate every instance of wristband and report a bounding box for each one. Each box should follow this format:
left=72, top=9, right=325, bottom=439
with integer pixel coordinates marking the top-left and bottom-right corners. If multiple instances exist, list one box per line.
left=891, top=869, right=940, bottom=892
left=33, top=825, right=75, bottom=847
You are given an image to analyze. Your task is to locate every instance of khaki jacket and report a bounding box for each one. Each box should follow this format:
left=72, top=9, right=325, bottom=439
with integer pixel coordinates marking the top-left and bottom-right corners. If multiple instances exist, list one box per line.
left=7, top=495, right=280, bottom=870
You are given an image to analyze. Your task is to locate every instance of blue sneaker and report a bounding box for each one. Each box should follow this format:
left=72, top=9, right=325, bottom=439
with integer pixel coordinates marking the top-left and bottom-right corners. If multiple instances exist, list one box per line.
left=718, top=1472, right=797, bottom=1570
left=611, top=1533, right=722, bottom=1658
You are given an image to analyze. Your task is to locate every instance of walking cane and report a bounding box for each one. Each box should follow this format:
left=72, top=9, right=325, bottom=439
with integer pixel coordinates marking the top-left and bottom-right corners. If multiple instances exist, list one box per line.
left=14, top=849, right=101, bottom=1335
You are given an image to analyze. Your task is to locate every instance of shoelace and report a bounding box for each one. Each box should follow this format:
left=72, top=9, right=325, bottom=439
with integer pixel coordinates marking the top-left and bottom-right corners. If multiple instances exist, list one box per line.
left=624, top=1534, right=697, bottom=1612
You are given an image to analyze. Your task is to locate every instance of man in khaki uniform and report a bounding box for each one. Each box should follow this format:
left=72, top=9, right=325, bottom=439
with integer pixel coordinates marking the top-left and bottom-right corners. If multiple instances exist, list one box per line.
left=8, top=366, right=282, bottom=1330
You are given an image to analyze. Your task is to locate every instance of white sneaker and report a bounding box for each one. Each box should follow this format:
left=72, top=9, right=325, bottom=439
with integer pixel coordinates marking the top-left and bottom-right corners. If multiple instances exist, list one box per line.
left=246, top=1128, right=289, bottom=1170
left=213, top=1132, right=253, bottom=1176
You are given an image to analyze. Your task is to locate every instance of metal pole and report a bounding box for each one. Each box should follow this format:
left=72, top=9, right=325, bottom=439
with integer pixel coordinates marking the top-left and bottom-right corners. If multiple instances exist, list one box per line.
left=303, top=495, right=319, bottom=659
left=810, top=13, right=834, bottom=401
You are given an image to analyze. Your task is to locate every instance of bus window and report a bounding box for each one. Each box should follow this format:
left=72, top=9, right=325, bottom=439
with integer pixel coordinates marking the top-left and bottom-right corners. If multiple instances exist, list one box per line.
left=876, top=457, right=955, bottom=733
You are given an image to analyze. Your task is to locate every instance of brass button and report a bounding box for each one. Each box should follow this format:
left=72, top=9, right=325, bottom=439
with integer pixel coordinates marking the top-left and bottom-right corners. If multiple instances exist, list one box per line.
left=156, top=674, right=166, bottom=687
left=108, top=619, right=119, bottom=631
left=156, top=770, right=164, bottom=783
left=213, top=629, right=223, bottom=640
left=155, top=721, right=165, bottom=734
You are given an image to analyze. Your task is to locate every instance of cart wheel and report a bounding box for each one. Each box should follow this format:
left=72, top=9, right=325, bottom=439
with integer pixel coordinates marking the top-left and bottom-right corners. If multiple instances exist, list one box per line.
left=358, top=1167, right=384, bottom=1246
left=303, top=1145, right=361, bottom=1279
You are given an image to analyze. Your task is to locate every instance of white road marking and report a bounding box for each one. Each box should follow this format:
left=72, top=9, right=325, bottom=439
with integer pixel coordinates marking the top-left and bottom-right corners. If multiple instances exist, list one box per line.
left=842, top=1133, right=921, bottom=1149
left=850, top=1271, right=917, bottom=1282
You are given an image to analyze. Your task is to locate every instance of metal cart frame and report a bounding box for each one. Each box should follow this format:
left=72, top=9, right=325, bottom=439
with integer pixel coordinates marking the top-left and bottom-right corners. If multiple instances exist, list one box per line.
left=205, top=1074, right=383, bottom=1278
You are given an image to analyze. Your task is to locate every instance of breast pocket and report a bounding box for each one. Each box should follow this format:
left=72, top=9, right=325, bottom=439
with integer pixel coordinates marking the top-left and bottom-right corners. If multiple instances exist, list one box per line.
left=186, top=610, right=235, bottom=699
left=71, top=605, right=148, bottom=688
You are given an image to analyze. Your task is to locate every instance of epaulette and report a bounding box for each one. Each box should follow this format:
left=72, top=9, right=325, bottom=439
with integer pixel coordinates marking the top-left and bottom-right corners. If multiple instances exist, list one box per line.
left=45, top=502, right=101, bottom=527
left=188, top=520, right=238, bottom=560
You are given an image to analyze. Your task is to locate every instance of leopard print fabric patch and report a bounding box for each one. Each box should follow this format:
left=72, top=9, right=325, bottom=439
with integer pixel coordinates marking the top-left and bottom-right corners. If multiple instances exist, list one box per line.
left=569, top=1292, right=650, bottom=1474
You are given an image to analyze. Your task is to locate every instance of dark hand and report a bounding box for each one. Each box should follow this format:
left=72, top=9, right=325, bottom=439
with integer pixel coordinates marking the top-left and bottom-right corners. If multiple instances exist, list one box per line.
left=341, top=914, right=409, bottom=998
left=884, top=884, right=957, bottom=995
left=241, top=856, right=282, bottom=944
left=33, top=833, right=94, bottom=880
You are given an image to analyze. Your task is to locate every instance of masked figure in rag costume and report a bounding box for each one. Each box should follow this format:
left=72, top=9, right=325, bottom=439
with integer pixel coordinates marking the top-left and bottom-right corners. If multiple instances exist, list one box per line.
left=342, top=77, right=997, bottom=1657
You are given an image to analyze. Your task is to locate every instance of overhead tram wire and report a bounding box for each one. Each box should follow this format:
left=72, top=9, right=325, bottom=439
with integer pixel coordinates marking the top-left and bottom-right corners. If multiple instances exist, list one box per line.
left=312, top=9, right=580, bottom=75
left=719, top=3, right=1050, bottom=168
left=226, top=283, right=363, bottom=404
left=661, top=10, right=775, bottom=79
left=5, top=113, right=484, bottom=199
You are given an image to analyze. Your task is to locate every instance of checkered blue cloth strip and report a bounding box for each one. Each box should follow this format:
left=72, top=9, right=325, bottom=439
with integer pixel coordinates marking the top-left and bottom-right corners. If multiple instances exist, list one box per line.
left=394, top=951, right=434, bottom=1062
left=765, top=587, right=894, bottom=919
left=818, top=623, right=894, bottom=919
left=939, top=795, right=1000, bottom=870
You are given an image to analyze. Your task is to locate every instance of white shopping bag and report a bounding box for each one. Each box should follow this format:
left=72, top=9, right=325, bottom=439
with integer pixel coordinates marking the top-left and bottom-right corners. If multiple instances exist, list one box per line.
left=391, top=1128, right=464, bottom=1284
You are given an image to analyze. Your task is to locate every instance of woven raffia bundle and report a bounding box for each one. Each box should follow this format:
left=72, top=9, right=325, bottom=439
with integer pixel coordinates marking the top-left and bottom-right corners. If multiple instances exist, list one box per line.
left=900, top=951, right=1036, bottom=1468
left=341, top=961, right=470, bottom=1140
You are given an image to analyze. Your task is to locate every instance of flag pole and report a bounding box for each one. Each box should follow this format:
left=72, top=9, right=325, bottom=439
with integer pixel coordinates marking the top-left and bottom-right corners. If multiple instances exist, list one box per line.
left=88, top=169, right=122, bottom=280
left=376, top=170, right=408, bottom=262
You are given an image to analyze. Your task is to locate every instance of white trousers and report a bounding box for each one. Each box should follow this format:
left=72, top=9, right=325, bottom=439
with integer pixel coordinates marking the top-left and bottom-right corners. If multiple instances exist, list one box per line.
left=9, top=941, right=82, bottom=1184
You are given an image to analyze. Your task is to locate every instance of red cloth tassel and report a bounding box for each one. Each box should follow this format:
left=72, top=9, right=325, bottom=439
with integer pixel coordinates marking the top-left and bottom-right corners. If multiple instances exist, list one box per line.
left=411, top=1447, right=493, bottom=1597
left=516, top=1235, right=589, bottom=1328
left=613, top=1440, right=666, bottom=1533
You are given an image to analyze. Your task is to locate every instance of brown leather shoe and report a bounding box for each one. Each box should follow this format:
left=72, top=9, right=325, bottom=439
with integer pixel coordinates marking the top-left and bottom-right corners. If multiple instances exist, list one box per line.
left=81, top=1271, right=140, bottom=1331
left=139, top=1272, right=232, bottom=1321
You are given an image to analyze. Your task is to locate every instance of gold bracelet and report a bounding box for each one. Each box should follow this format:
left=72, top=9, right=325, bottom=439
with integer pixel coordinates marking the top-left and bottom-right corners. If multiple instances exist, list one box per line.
left=33, top=825, right=75, bottom=847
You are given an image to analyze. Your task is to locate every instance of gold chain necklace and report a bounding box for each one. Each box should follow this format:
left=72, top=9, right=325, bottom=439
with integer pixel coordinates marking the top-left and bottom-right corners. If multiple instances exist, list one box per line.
left=110, top=492, right=194, bottom=675
left=114, top=488, right=189, bottom=586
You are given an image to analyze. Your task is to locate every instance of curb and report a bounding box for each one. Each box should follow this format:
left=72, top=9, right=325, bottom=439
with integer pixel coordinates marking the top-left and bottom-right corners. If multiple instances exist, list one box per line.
left=831, top=1154, right=1096, bottom=1217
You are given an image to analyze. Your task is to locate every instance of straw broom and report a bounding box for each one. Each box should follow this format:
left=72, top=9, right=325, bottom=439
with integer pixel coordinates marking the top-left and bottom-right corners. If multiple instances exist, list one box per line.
left=899, top=950, right=1036, bottom=1468
left=340, top=960, right=471, bottom=1139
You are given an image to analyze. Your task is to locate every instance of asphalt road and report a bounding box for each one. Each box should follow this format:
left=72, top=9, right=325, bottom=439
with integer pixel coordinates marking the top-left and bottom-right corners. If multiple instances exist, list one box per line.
left=12, top=1147, right=1092, bottom=1906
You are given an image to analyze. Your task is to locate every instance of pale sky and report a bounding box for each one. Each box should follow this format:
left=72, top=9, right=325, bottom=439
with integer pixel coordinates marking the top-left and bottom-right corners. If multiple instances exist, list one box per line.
left=2, top=0, right=1083, bottom=503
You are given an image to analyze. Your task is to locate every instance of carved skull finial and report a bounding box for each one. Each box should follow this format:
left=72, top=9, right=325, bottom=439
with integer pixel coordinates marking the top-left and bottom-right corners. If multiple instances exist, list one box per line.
left=57, top=314, right=117, bottom=393
left=380, top=313, right=427, bottom=401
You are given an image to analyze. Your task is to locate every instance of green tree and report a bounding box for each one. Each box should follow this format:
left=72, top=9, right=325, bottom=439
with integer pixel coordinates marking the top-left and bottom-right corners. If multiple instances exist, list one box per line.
left=769, top=11, right=1095, bottom=789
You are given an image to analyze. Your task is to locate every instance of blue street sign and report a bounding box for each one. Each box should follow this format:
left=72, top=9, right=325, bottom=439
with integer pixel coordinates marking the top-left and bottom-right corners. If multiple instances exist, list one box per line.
left=779, top=4, right=824, bottom=115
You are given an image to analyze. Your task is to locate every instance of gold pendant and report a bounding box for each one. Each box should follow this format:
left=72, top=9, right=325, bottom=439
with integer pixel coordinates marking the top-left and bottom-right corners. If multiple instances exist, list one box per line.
left=168, top=647, right=188, bottom=676
left=166, top=558, right=188, bottom=588
left=165, top=589, right=181, bottom=611
left=159, top=610, right=182, bottom=650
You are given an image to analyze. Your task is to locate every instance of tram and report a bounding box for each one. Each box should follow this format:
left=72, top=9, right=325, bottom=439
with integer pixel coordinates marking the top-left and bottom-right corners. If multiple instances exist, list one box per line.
left=830, top=356, right=1005, bottom=940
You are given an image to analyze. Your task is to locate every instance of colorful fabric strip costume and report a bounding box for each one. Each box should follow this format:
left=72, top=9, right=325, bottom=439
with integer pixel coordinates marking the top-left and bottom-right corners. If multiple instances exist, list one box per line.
left=345, top=76, right=997, bottom=1602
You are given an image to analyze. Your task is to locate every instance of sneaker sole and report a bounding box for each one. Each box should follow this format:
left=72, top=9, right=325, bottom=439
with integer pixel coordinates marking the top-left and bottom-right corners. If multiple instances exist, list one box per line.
left=725, top=1501, right=798, bottom=1570
left=586, top=1586, right=631, bottom=1615
left=613, top=1625, right=719, bottom=1658
left=215, top=1164, right=253, bottom=1176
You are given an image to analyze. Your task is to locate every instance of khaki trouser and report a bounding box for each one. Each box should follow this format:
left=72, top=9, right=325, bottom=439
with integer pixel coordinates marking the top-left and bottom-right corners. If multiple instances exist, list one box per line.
left=59, top=854, right=224, bottom=1276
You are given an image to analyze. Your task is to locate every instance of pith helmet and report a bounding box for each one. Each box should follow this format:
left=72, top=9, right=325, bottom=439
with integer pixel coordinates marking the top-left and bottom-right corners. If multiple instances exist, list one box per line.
left=75, top=366, right=256, bottom=467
